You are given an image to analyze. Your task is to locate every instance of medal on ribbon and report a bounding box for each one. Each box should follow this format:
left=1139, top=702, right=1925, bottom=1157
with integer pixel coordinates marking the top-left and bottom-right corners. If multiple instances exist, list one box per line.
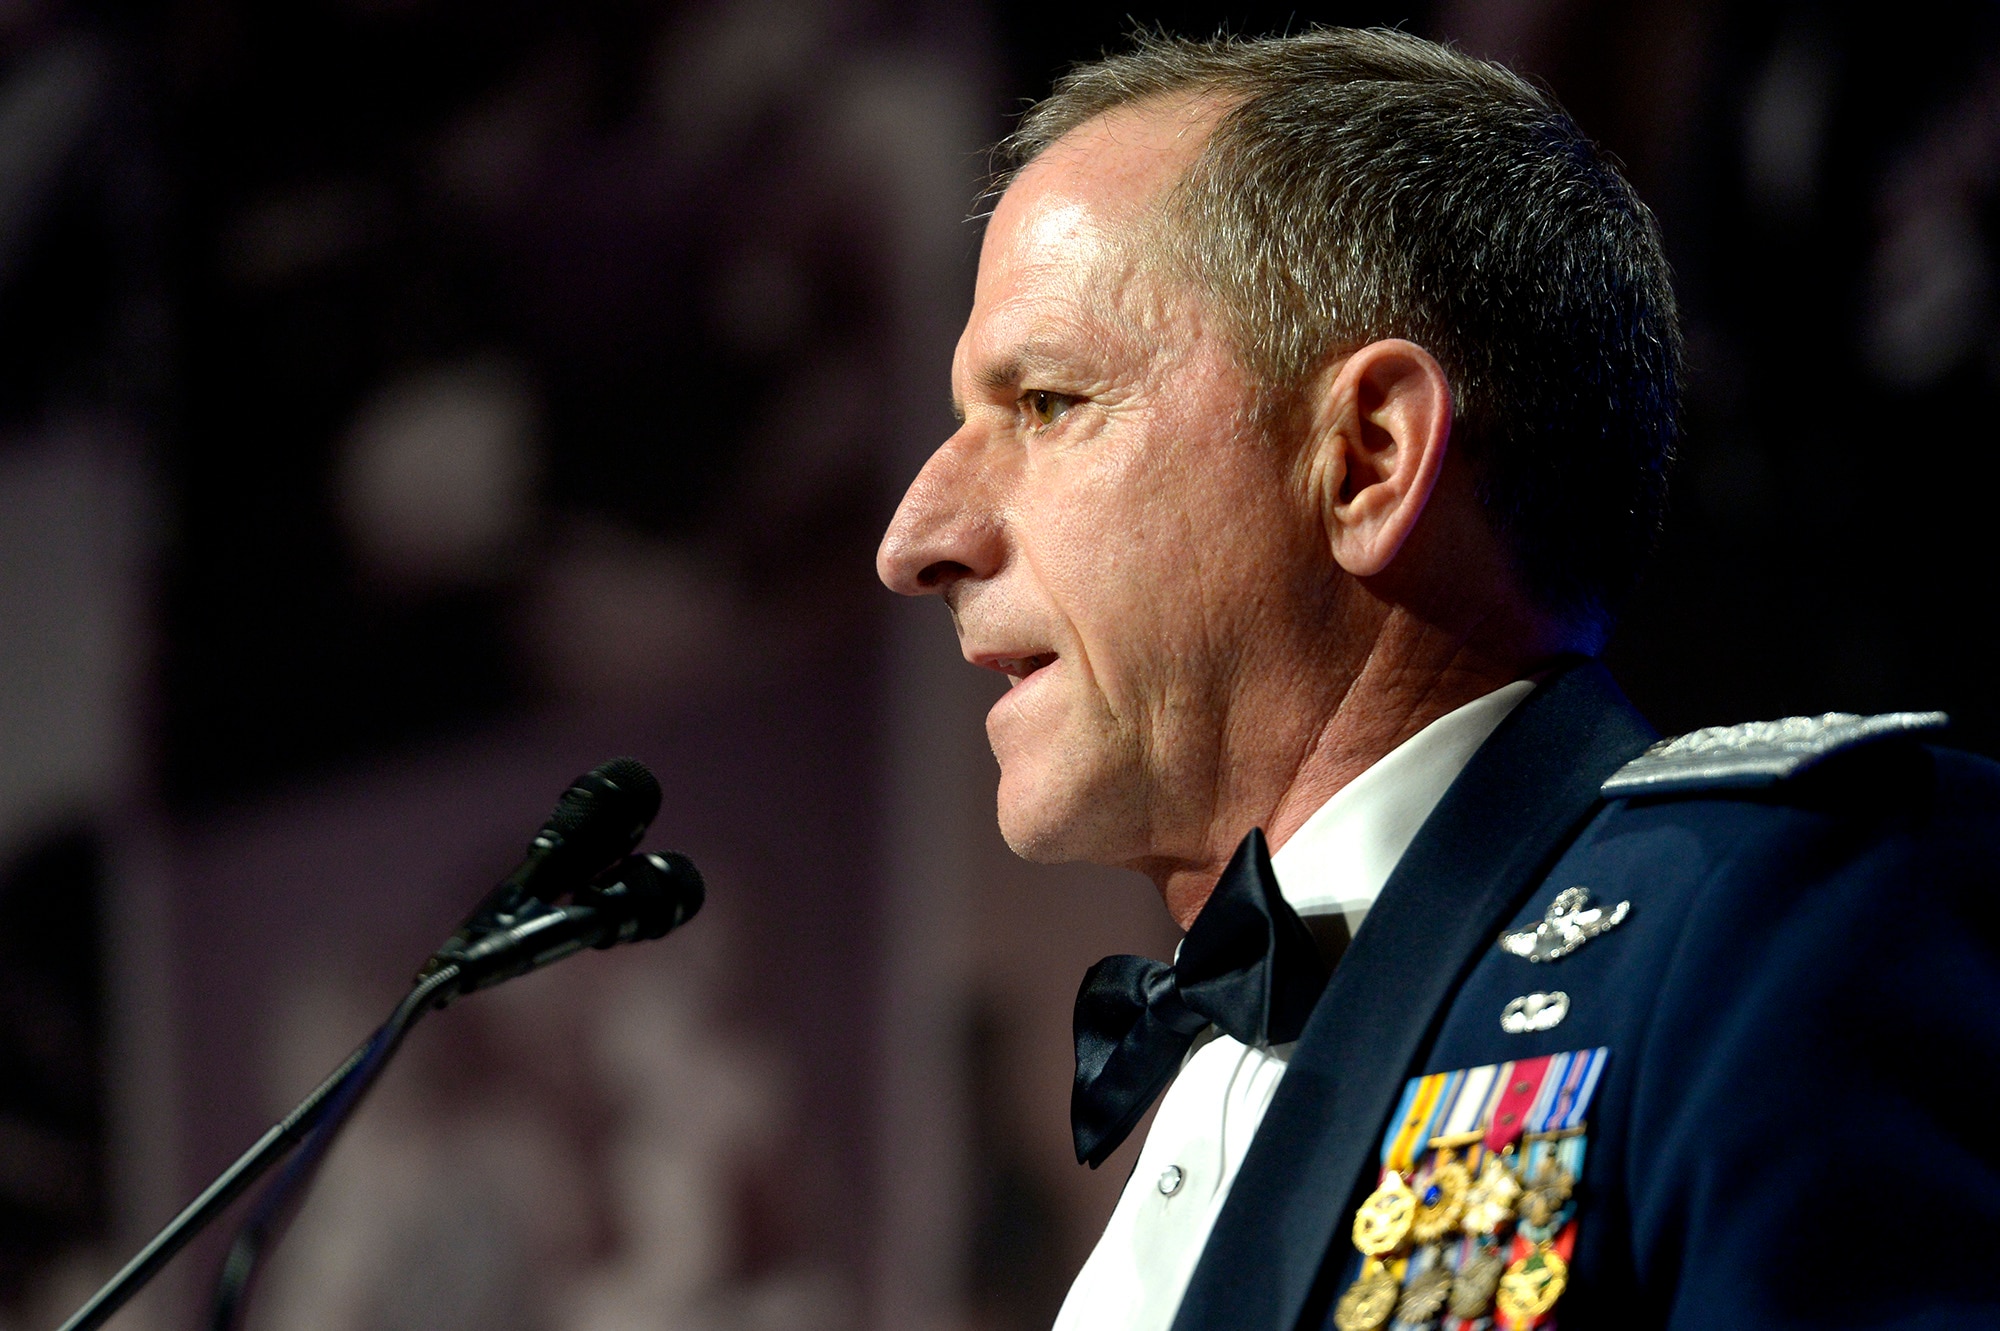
left=1334, top=1047, right=1608, bottom=1331
left=1450, top=1245, right=1506, bottom=1318
left=1496, top=1241, right=1569, bottom=1324
left=1409, top=1147, right=1471, bottom=1243
left=1333, top=1259, right=1403, bottom=1331
left=1351, top=1171, right=1418, bottom=1258
left=1395, top=1262, right=1453, bottom=1324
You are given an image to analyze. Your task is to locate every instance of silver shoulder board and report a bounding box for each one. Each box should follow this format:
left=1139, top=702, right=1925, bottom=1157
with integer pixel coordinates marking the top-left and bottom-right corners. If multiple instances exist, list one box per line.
left=1602, top=711, right=1949, bottom=798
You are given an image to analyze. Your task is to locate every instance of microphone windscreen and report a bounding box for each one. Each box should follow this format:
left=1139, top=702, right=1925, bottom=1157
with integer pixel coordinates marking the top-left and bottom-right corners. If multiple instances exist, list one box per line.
left=597, top=756, right=661, bottom=810
left=621, top=851, right=705, bottom=940
left=550, top=757, right=661, bottom=837
left=524, top=758, right=664, bottom=904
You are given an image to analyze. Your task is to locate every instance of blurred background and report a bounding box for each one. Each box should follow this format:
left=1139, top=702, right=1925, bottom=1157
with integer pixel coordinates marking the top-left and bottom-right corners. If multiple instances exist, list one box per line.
left=0, top=1, right=1995, bottom=1329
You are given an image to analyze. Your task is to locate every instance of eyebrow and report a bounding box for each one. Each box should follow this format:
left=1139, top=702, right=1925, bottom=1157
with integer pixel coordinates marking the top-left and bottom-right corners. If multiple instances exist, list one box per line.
left=950, top=333, right=1089, bottom=421
left=975, top=358, right=1024, bottom=394
left=969, top=339, right=1076, bottom=396
left=951, top=356, right=1032, bottom=423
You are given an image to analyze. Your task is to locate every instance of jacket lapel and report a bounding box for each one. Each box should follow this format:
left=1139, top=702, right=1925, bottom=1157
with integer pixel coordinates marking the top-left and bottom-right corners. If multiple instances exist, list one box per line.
left=1167, top=661, right=1656, bottom=1331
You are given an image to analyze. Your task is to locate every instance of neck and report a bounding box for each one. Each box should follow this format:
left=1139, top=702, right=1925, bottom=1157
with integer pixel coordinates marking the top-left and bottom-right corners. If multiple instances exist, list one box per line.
left=1138, top=608, right=1561, bottom=930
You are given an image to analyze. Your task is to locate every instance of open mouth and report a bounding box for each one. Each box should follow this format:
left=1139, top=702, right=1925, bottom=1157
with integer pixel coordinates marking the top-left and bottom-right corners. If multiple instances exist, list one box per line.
left=995, top=652, right=1058, bottom=687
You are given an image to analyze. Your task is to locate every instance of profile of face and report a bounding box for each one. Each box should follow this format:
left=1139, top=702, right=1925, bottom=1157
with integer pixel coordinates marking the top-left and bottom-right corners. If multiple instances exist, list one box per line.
left=876, top=104, right=1359, bottom=874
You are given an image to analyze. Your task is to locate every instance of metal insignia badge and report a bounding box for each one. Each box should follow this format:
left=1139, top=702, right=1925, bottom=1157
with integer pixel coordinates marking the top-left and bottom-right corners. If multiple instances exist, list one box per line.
left=1500, top=990, right=1569, bottom=1033
left=1499, top=886, right=1630, bottom=962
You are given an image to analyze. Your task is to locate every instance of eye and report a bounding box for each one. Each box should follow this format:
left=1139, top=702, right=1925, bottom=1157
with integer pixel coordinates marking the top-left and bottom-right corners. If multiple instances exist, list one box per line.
left=1023, top=389, right=1073, bottom=429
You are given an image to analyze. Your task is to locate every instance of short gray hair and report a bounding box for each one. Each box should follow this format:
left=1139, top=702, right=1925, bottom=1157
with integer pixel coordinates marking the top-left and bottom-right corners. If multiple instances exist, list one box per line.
left=996, top=28, right=1682, bottom=634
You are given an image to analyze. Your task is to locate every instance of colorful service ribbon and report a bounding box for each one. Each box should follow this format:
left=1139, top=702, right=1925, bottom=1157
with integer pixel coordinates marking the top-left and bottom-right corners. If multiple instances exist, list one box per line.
left=1484, top=1055, right=1551, bottom=1153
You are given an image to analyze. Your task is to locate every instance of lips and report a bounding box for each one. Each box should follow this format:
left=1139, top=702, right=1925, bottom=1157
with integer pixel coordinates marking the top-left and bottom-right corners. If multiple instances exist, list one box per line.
left=972, top=651, right=1064, bottom=687
left=993, top=652, right=1058, bottom=687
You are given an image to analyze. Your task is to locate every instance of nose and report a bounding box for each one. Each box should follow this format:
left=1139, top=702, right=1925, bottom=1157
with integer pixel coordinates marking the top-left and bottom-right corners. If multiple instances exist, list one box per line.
left=877, top=429, right=1005, bottom=597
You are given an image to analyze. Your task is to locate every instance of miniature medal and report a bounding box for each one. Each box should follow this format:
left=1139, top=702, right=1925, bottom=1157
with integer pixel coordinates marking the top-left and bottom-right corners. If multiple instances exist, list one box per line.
left=1395, top=1265, right=1453, bottom=1325
left=1352, top=1171, right=1418, bottom=1256
left=1449, top=1248, right=1506, bottom=1319
left=1496, top=1244, right=1569, bottom=1327
left=1332, top=1260, right=1401, bottom=1331
left=1461, top=1152, right=1522, bottom=1235
left=1517, top=1156, right=1575, bottom=1231
left=1409, top=1150, right=1471, bottom=1243
left=1349, top=1049, right=1608, bottom=1331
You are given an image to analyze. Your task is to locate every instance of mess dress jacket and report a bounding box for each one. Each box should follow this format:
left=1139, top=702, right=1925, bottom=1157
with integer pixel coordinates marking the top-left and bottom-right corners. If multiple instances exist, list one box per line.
left=1167, top=659, right=2000, bottom=1330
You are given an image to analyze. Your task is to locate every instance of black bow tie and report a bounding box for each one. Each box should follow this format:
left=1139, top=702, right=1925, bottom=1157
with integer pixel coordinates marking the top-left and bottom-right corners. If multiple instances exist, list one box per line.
left=1070, top=828, right=1332, bottom=1168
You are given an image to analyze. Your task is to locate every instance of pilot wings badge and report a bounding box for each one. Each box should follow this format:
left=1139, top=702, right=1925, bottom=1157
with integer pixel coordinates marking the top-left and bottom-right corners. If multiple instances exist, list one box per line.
left=1499, top=887, right=1630, bottom=963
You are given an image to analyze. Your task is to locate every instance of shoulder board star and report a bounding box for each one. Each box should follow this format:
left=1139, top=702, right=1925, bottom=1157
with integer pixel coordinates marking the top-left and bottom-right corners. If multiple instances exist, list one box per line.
left=1601, top=710, right=1948, bottom=798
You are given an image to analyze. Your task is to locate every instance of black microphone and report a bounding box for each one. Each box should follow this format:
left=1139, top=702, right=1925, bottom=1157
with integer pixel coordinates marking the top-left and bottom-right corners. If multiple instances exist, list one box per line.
left=56, top=757, right=703, bottom=1331
left=442, top=851, right=705, bottom=996
left=427, top=757, right=663, bottom=966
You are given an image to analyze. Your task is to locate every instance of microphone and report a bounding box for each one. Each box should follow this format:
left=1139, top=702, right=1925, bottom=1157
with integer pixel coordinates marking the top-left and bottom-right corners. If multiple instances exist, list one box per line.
left=428, top=757, right=663, bottom=963
left=55, top=757, right=703, bottom=1331
left=441, top=851, right=705, bottom=997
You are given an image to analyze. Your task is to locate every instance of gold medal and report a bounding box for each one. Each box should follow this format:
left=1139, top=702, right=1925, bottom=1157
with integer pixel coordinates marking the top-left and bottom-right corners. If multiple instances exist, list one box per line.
left=1461, top=1152, right=1522, bottom=1235
left=1351, top=1172, right=1418, bottom=1257
left=1517, top=1156, right=1575, bottom=1230
left=1409, top=1150, right=1471, bottom=1243
left=1333, top=1260, right=1402, bottom=1331
left=1449, top=1248, right=1506, bottom=1318
left=1394, top=1264, right=1453, bottom=1324
left=1495, top=1244, right=1569, bottom=1327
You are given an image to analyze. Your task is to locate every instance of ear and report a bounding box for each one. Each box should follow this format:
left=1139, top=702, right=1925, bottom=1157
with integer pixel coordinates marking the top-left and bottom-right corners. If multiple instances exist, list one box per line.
left=1303, top=339, right=1453, bottom=579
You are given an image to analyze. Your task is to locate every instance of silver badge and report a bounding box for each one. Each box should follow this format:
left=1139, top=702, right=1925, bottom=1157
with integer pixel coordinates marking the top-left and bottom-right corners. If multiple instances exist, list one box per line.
left=1500, top=991, right=1569, bottom=1033
left=1499, top=887, right=1629, bottom=963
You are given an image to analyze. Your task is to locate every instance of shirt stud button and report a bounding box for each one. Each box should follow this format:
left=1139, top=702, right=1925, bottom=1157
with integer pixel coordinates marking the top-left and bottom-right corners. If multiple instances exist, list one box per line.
left=1158, top=1165, right=1185, bottom=1197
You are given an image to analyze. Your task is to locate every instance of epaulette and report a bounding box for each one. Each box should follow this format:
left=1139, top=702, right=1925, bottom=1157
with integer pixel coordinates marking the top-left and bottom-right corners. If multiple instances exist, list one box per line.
left=1601, top=711, right=1949, bottom=798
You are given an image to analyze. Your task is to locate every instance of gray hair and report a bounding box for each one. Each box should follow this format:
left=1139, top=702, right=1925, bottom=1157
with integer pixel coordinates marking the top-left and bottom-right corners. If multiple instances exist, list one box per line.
left=996, top=28, right=1682, bottom=635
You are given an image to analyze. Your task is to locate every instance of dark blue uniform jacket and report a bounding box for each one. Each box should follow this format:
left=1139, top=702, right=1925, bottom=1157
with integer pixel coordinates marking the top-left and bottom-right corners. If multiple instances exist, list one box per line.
left=1168, top=659, right=2000, bottom=1330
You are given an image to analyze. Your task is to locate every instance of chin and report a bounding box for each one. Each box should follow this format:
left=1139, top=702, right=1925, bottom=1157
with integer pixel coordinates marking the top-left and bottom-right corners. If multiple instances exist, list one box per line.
left=996, top=801, right=1073, bottom=864
left=993, top=758, right=1139, bottom=866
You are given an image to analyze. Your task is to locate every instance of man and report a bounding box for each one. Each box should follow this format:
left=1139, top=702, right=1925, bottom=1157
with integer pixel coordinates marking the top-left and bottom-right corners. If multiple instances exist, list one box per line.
left=877, top=27, right=2000, bottom=1331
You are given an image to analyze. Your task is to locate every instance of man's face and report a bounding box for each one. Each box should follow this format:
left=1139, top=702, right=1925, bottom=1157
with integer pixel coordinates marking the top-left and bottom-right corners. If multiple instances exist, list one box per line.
left=876, top=105, right=1337, bottom=870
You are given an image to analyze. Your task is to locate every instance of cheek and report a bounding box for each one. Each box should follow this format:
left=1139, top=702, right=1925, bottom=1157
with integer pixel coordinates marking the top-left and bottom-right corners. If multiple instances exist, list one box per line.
left=1029, top=474, right=1234, bottom=710
left=1018, top=366, right=1298, bottom=705
left=1035, top=469, right=1173, bottom=625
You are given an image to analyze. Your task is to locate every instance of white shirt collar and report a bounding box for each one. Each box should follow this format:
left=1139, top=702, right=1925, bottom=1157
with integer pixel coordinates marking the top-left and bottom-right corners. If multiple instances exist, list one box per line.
left=1268, top=679, right=1535, bottom=935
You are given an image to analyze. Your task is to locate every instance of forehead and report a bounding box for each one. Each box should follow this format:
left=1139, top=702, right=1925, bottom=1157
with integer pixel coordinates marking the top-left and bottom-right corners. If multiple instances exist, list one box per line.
left=999, top=99, right=1215, bottom=238
left=961, top=101, right=1221, bottom=375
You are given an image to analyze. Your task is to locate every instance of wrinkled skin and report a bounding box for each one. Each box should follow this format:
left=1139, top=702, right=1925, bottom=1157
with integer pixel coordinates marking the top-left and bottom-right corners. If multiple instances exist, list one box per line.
left=877, top=99, right=1572, bottom=925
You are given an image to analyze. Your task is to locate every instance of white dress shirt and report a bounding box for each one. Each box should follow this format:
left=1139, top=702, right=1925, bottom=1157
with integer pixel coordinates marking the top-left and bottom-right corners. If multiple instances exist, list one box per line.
left=1050, top=680, right=1535, bottom=1331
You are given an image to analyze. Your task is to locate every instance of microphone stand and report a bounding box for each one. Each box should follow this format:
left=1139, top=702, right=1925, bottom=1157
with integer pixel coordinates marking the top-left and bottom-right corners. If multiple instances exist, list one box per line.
left=52, top=825, right=700, bottom=1331
left=207, top=962, right=464, bottom=1330
left=54, top=963, right=464, bottom=1331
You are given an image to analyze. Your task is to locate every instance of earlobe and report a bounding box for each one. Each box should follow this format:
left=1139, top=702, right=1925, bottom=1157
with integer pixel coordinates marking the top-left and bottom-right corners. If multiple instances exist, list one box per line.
left=1304, top=339, right=1453, bottom=580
